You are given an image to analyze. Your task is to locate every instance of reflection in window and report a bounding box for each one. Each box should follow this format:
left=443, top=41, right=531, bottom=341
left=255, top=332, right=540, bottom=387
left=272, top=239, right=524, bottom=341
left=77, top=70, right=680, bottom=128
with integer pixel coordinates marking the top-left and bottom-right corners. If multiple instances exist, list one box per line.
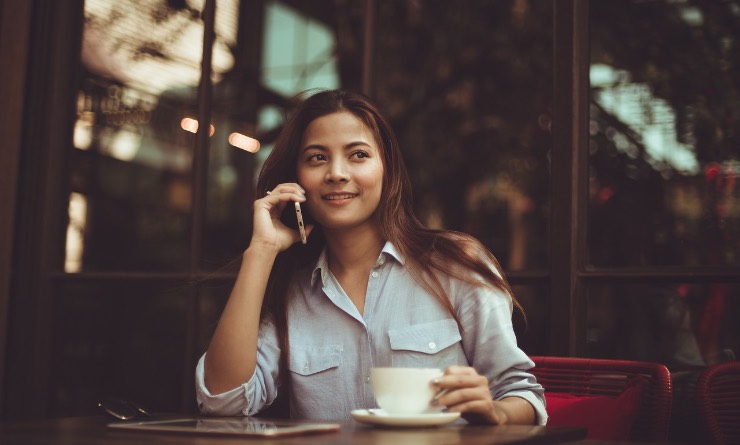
left=82, top=0, right=236, bottom=95
left=591, top=64, right=699, bottom=175
left=587, top=282, right=739, bottom=368
left=589, top=0, right=740, bottom=268
left=65, top=192, right=88, bottom=273
left=261, top=0, right=339, bottom=96
left=66, top=0, right=243, bottom=271
left=373, top=1, right=553, bottom=271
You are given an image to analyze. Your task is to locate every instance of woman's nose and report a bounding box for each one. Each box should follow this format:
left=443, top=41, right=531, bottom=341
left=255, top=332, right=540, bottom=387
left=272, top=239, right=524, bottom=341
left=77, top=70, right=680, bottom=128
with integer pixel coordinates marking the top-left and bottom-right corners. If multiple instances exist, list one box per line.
left=325, top=161, right=350, bottom=183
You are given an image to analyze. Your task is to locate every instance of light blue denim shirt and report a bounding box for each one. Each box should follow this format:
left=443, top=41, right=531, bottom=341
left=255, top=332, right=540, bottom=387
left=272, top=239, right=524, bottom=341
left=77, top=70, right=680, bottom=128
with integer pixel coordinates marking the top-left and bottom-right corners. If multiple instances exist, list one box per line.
left=196, top=241, right=547, bottom=424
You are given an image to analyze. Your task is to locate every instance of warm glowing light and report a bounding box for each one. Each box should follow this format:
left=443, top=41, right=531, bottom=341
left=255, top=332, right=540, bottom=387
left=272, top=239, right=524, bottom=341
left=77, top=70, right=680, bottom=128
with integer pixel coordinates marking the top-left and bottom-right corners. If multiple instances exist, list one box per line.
left=180, top=117, right=215, bottom=136
left=65, top=192, right=88, bottom=273
left=228, top=132, right=260, bottom=153
left=181, top=117, right=199, bottom=133
left=73, top=117, right=93, bottom=150
left=109, top=125, right=141, bottom=161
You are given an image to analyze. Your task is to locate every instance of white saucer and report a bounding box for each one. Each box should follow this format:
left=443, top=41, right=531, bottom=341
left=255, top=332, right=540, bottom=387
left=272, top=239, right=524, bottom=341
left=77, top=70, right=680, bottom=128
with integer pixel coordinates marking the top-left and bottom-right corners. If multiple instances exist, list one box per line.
left=350, top=409, right=461, bottom=427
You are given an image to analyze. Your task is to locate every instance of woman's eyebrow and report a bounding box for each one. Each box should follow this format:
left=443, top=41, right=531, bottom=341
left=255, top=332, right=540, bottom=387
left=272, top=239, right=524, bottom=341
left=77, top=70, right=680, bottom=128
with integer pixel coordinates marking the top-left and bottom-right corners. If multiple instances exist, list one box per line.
left=344, top=141, right=373, bottom=149
left=301, top=144, right=326, bottom=152
left=302, top=141, right=373, bottom=152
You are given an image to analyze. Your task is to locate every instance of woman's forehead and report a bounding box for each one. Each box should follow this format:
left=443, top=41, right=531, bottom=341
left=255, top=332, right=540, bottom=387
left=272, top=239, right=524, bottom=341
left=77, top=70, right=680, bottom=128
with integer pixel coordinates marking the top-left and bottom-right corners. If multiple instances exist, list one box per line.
left=301, top=112, right=377, bottom=146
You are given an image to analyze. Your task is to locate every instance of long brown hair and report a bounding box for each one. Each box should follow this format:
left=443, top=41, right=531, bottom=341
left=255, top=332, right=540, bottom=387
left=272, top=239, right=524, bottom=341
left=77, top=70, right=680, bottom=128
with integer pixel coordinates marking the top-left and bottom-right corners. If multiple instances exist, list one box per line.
left=256, top=89, right=523, bottom=388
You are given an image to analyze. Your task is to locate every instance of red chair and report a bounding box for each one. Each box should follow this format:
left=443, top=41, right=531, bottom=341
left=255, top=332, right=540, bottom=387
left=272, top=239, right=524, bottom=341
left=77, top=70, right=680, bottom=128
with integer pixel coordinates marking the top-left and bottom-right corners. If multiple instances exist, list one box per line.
left=695, top=361, right=740, bottom=445
left=531, top=356, right=672, bottom=442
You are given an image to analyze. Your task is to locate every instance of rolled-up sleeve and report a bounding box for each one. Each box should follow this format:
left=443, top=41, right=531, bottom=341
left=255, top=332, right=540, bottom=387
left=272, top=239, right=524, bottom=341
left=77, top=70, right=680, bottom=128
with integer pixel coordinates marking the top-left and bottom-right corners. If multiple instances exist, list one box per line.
left=455, top=282, right=548, bottom=425
left=195, top=320, right=282, bottom=416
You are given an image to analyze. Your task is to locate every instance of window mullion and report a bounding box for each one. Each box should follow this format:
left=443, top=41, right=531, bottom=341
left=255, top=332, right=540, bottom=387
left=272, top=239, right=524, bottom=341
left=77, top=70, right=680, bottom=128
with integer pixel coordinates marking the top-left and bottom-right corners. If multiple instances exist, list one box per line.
left=551, top=0, right=590, bottom=356
left=190, top=0, right=217, bottom=275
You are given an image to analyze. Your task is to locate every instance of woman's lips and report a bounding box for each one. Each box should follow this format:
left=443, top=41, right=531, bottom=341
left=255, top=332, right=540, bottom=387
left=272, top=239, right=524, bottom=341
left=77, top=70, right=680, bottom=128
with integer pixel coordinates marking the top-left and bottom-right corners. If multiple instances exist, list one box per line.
left=322, top=193, right=357, bottom=200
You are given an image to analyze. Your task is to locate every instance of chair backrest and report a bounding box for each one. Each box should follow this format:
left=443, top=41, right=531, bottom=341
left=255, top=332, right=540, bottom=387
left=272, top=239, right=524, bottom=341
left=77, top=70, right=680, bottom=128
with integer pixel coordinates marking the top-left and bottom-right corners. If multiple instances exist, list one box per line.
left=531, top=356, right=672, bottom=442
left=695, top=361, right=740, bottom=445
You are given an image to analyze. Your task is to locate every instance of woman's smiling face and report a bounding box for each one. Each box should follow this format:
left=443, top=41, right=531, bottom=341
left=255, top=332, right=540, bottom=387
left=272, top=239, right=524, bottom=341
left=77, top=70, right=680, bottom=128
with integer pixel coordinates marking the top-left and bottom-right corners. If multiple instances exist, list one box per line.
left=296, top=111, right=384, bottom=232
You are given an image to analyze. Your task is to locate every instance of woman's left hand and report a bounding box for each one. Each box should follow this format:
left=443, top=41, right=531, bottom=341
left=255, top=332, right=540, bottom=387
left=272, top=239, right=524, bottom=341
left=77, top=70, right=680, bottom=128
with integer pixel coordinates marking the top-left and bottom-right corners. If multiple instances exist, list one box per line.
left=430, top=365, right=514, bottom=425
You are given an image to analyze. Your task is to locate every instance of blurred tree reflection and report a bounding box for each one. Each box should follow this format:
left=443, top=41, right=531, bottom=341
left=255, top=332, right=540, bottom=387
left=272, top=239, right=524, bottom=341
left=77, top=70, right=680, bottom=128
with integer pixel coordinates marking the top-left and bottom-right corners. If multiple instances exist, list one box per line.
left=371, top=0, right=553, bottom=270
left=592, top=1, right=739, bottom=165
left=586, top=0, right=740, bottom=372
left=588, top=0, right=740, bottom=268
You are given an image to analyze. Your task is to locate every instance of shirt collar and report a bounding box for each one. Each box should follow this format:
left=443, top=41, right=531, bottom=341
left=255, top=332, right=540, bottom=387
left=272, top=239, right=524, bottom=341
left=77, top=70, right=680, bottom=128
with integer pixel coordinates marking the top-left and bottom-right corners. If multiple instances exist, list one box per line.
left=310, top=240, right=405, bottom=287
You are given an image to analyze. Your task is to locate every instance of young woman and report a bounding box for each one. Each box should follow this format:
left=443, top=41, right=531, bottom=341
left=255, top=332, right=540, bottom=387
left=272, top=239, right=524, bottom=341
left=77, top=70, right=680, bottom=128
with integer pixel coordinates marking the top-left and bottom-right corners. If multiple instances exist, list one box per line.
left=196, top=89, right=547, bottom=425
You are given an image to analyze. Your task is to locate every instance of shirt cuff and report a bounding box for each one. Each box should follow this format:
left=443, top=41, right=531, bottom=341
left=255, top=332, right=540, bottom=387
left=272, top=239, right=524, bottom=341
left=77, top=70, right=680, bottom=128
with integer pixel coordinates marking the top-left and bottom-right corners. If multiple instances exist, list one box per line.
left=195, top=353, right=255, bottom=416
left=500, top=390, right=549, bottom=426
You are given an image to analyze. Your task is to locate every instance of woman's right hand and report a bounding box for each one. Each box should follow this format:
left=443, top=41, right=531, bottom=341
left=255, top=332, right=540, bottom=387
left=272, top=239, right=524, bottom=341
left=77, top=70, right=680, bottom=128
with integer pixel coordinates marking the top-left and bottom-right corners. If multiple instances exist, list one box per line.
left=250, top=183, right=313, bottom=252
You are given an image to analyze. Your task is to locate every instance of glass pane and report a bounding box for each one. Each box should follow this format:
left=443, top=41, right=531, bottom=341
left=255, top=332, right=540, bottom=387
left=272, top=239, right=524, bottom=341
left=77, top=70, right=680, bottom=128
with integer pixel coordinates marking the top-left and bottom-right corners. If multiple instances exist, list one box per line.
left=373, top=1, right=553, bottom=271
left=260, top=0, right=341, bottom=95
left=197, top=281, right=231, bottom=357
left=586, top=282, right=739, bottom=367
left=202, top=0, right=365, bottom=268
left=588, top=1, right=740, bottom=267
left=66, top=0, right=231, bottom=271
left=511, top=284, right=550, bottom=356
left=50, top=282, right=191, bottom=416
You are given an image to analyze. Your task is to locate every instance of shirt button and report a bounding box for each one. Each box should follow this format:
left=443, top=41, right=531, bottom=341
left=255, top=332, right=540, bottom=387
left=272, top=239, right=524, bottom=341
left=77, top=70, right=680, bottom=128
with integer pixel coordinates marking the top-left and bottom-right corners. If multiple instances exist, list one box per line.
left=303, top=363, right=309, bottom=372
left=371, top=271, right=379, bottom=278
left=365, top=376, right=370, bottom=383
left=428, top=341, right=437, bottom=350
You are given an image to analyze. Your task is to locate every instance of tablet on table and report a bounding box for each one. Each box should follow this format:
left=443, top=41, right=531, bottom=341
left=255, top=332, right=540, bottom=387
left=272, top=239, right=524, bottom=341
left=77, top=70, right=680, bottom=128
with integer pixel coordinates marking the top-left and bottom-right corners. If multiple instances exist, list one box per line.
left=107, top=417, right=341, bottom=437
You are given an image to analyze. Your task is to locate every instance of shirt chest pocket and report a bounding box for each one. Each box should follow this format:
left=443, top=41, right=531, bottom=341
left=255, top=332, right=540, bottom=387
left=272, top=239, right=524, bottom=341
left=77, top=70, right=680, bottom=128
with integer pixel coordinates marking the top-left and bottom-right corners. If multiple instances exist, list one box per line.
left=287, top=344, right=345, bottom=416
left=288, top=344, right=343, bottom=376
left=387, top=319, right=466, bottom=368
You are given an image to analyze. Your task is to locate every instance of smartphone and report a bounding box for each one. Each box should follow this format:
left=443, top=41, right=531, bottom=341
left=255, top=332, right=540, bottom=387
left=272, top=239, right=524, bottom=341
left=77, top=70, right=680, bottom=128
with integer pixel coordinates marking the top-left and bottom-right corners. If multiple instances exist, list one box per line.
left=295, top=201, right=307, bottom=244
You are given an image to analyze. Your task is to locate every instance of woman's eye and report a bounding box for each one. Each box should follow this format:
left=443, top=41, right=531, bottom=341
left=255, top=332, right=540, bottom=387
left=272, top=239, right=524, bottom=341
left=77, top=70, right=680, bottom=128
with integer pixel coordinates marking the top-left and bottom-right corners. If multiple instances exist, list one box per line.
left=351, top=151, right=369, bottom=159
left=307, top=153, right=327, bottom=162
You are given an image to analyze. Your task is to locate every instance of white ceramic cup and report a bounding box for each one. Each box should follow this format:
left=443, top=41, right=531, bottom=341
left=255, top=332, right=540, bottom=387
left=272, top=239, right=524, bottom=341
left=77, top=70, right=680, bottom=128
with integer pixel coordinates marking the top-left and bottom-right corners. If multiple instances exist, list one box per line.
left=370, top=367, right=443, bottom=415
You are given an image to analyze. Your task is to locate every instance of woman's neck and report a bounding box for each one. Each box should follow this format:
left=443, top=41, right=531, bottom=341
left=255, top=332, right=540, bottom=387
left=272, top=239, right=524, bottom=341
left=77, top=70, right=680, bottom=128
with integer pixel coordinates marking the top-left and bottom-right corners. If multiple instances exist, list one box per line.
left=324, top=223, right=385, bottom=276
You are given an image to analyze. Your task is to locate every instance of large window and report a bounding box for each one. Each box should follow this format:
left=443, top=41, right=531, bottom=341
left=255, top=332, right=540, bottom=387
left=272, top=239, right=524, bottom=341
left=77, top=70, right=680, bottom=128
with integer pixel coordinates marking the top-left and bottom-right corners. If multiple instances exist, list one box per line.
left=586, top=0, right=740, bottom=368
left=588, top=1, right=740, bottom=270
left=4, top=0, right=739, bottom=424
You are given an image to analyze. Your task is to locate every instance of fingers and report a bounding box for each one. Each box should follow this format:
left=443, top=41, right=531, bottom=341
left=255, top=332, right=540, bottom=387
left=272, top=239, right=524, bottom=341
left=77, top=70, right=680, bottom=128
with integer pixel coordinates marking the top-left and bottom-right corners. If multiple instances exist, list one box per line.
left=431, top=366, right=494, bottom=418
left=432, top=383, right=490, bottom=408
left=255, top=183, right=306, bottom=221
left=434, top=366, right=487, bottom=391
left=250, top=183, right=309, bottom=250
left=263, top=183, right=305, bottom=202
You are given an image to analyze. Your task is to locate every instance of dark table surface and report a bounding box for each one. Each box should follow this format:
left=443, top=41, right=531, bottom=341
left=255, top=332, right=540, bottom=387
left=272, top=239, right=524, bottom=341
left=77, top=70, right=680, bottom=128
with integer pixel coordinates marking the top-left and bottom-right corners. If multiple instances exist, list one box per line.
left=0, top=415, right=590, bottom=445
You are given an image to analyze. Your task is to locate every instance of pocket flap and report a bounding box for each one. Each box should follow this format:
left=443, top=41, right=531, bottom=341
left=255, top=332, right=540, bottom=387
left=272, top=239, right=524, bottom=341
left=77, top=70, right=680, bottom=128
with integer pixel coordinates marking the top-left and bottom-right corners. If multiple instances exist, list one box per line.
left=388, top=319, right=461, bottom=354
left=288, top=344, right=342, bottom=376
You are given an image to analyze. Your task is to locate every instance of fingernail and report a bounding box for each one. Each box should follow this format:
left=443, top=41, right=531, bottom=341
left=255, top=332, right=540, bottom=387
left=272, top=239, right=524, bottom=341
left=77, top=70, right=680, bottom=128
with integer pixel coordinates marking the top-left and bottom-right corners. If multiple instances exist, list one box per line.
left=432, top=378, right=440, bottom=385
